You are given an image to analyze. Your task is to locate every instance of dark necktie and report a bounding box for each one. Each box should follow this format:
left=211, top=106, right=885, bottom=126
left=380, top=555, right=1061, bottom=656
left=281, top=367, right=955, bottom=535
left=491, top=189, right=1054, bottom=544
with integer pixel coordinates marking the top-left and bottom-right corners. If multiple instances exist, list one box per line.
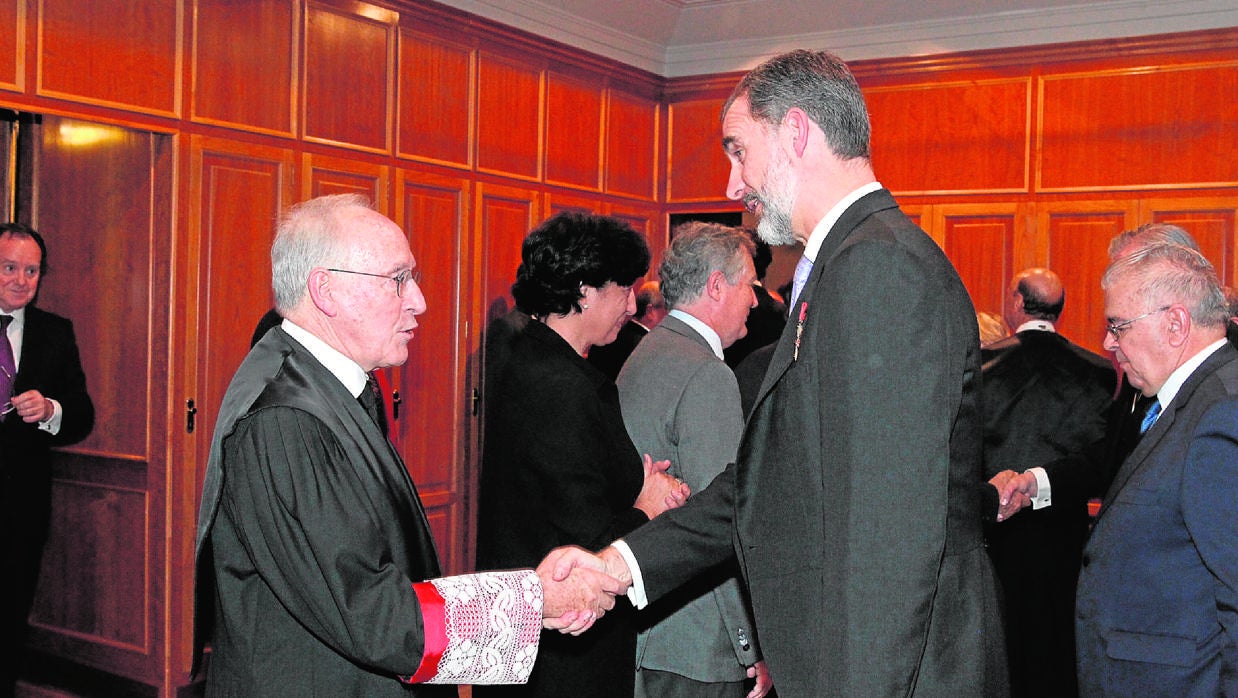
left=0, top=315, right=15, bottom=418
left=358, top=373, right=389, bottom=436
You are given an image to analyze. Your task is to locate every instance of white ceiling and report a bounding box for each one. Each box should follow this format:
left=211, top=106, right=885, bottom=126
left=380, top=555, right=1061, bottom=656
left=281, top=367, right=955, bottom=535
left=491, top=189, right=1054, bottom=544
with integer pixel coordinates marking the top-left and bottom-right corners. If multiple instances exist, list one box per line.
left=430, top=0, right=1238, bottom=77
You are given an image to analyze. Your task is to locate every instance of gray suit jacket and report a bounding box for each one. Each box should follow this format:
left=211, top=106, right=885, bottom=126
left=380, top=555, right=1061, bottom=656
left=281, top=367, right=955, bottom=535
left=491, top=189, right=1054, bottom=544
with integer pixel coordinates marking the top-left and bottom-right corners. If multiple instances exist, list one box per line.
left=616, top=314, right=758, bottom=683
left=1075, top=342, right=1238, bottom=697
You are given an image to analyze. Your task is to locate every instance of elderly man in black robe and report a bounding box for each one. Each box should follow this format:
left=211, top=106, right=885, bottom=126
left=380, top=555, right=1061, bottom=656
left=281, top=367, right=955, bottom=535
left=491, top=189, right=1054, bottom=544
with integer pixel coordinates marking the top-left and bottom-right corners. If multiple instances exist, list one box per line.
left=195, top=193, right=619, bottom=697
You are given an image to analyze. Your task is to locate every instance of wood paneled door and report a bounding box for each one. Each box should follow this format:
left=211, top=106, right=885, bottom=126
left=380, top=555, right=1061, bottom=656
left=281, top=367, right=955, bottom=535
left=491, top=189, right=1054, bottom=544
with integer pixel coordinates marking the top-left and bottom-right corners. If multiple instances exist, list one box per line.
left=23, top=115, right=174, bottom=686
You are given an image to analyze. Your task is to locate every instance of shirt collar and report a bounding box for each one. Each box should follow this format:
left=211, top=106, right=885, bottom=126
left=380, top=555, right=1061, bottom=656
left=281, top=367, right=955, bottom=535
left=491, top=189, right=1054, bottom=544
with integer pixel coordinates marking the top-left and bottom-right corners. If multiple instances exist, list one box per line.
left=280, top=319, right=369, bottom=399
left=667, top=309, right=724, bottom=360
left=1, top=306, right=26, bottom=329
left=1158, top=337, right=1228, bottom=409
left=802, top=181, right=884, bottom=263
left=1016, top=320, right=1056, bottom=334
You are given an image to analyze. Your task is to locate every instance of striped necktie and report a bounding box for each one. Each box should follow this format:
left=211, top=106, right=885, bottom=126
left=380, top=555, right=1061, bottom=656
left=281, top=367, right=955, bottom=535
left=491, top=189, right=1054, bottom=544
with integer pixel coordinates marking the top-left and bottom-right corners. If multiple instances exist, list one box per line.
left=1139, top=399, right=1161, bottom=434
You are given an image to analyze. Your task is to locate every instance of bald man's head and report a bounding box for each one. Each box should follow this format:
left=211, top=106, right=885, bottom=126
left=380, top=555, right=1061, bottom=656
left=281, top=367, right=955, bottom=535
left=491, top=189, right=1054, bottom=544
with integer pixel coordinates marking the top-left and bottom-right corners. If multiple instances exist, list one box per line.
left=1004, top=267, right=1065, bottom=329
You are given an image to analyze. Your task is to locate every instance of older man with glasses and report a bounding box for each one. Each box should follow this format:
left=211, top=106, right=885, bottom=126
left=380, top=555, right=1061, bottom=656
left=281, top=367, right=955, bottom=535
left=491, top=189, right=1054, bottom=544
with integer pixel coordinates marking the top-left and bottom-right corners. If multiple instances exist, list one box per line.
left=1004, top=242, right=1238, bottom=695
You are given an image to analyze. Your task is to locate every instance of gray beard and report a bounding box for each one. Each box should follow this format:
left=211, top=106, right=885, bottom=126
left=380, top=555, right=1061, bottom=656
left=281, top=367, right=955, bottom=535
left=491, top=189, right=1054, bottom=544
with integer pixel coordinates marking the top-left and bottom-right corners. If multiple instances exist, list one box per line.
left=756, top=211, right=796, bottom=246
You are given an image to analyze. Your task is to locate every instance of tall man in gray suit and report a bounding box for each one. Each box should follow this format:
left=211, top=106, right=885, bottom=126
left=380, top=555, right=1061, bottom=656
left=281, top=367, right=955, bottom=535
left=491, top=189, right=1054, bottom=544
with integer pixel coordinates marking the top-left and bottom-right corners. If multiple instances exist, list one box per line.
left=548, top=49, right=1008, bottom=696
left=616, top=221, right=770, bottom=698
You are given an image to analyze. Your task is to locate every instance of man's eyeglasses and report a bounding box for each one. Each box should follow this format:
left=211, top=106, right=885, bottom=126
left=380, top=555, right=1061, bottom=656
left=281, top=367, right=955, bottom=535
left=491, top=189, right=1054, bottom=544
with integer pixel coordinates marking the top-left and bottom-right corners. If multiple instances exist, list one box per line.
left=327, top=268, right=421, bottom=297
left=1105, top=306, right=1170, bottom=340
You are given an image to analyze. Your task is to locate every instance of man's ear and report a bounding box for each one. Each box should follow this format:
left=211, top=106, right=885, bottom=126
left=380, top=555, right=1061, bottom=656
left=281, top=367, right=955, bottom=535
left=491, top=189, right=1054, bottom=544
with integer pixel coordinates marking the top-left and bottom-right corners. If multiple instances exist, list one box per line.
left=784, top=107, right=811, bottom=158
left=307, top=268, right=338, bottom=317
left=1165, top=305, right=1191, bottom=347
left=706, top=269, right=728, bottom=301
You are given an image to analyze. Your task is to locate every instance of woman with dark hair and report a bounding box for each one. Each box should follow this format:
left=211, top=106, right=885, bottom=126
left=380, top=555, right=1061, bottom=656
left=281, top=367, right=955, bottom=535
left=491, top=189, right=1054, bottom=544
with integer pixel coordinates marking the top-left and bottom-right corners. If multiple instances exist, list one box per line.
left=476, top=211, right=688, bottom=698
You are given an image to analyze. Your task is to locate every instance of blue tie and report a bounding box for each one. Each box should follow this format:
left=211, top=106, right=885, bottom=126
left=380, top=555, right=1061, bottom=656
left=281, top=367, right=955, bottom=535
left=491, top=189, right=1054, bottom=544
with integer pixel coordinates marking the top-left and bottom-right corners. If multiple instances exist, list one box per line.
left=1139, top=399, right=1161, bottom=434
left=789, top=255, right=813, bottom=310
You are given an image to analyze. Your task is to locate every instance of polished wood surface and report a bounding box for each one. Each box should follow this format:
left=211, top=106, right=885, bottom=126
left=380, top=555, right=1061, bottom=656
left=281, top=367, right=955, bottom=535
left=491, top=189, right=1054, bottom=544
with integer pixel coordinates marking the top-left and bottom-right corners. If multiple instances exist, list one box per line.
left=304, top=2, right=393, bottom=152
left=38, top=0, right=180, bottom=115
left=1, top=1, right=1236, bottom=692
left=545, top=70, right=603, bottom=191
left=193, top=0, right=297, bottom=135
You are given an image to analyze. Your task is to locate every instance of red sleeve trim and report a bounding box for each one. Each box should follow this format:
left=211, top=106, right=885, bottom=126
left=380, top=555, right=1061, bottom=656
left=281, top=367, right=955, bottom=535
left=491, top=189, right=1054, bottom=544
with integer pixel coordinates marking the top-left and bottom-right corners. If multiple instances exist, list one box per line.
left=406, top=581, right=447, bottom=683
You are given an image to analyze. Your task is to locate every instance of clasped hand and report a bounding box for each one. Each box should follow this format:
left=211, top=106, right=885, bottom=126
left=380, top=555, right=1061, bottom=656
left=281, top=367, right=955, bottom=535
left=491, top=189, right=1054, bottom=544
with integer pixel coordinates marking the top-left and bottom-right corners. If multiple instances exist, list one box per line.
left=536, top=546, right=626, bottom=636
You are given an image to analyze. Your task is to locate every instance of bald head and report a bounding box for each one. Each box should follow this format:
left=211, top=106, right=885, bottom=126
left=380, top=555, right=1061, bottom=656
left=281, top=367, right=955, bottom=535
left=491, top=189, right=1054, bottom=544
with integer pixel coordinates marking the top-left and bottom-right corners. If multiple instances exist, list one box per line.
left=1004, top=267, right=1065, bottom=330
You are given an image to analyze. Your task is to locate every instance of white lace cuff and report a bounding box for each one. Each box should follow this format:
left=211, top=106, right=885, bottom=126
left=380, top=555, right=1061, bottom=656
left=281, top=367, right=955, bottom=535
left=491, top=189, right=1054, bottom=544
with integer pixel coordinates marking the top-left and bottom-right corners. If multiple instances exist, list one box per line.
left=406, top=570, right=543, bottom=685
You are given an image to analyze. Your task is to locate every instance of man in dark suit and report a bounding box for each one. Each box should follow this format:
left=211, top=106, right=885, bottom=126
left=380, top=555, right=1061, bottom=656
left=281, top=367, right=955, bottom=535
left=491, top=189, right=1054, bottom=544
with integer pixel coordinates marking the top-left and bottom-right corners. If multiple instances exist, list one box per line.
left=980, top=267, right=1115, bottom=697
left=587, top=280, right=666, bottom=380
left=552, top=49, right=1006, bottom=696
left=1007, top=244, right=1238, bottom=694
left=0, top=223, right=94, bottom=696
left=1074, top=243, right=1238, bottom=695
left=194, top=194, right=619, bottom=696
left=617, top=221, right=769, bottom=697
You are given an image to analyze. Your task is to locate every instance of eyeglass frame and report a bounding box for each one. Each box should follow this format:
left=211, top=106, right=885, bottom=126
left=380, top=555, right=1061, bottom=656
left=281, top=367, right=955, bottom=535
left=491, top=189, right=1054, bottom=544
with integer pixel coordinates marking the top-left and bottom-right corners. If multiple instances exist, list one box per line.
left=1105, top=305, right=1170, bottom=341
left=326, top=268, right=421, bottom=297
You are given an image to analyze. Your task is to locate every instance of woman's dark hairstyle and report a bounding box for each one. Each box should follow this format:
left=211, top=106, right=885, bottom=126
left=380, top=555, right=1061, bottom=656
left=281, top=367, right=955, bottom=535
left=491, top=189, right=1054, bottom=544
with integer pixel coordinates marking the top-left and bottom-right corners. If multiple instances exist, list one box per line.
left=0, top=222, right=49, bottom=276
left=512, top=211, right=650, bottom=317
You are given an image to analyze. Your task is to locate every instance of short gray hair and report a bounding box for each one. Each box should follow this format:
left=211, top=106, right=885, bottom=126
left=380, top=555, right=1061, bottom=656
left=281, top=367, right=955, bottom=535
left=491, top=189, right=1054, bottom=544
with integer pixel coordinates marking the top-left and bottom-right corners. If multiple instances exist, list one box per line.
left=1107, top=222, right=1198, bottom=260
left=659, top=221, right=755, bottom=309
left=271, top=194, right=372, bottom=312
left=1102, top=243, right=1228, bottom=328
left=723, top=49, right=870, bottom=161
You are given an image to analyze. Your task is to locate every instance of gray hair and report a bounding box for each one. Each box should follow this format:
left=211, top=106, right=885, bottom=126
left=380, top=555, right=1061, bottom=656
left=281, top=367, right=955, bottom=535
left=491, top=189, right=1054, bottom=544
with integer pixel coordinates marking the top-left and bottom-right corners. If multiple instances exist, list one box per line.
left=271, top=194, right=372, bottom=312
left=723, top=49, right=870, bottom=161
left=1107, top=222, right=1199, bottom=260
left=1102, top=243, right=1228, bottom=328
left=659, top=221, right=755, bottom=308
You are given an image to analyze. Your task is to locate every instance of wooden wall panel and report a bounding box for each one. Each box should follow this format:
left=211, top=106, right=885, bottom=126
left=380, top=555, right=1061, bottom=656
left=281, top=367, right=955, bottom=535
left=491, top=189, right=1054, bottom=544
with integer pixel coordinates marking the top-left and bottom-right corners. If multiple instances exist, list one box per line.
left=24, top=116, right=173, bottom=683
left=395, top=170, right=470, bottom=573
left=304, top=3, right=393, bottom=152
left=397, top=30, right=473, bottom=168
left=938, top=207, right=1018, bottom=317
left=38, top=0, right=179, bottom=115
left=667, top=98, right=727, bottom=202
left=545, top=71, right=603, bottom=190
left=867, top=79, right=1030, bottom=194
left=301, top=153, right=388, bottom=208
left=608, top=201, right=665, bottom=271
left=192, top=0, right=296, bottom=135
left=476, top=52, right=542, bottom=180
left=605, top=90, right=658, bottom=200
left=1143, top=198, right=1236, bottom=285
left=1043, top=204, right=1136, bottom=354
left=1039, top=63, right=1238, bottom=191
left=189, top=137, right=295, bottom=498
left=545, top=190, right=602, bottom=218
left=33, top=119, right=156, bottom=457
left=0, top=0, right=21, bottom=91
left=35, top=474, right=148, bottom=650
left=476, top=182, right=540, bottom=320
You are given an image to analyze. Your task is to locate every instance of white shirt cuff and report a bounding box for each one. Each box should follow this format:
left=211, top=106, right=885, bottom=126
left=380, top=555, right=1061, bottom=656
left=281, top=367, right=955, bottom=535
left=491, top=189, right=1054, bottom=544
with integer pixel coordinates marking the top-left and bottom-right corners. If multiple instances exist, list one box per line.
left=37, top=398, right=62, bottom=434
left=610, top=540, right=648, bottom=609
left=1029, top=467, right=1052, bottom=509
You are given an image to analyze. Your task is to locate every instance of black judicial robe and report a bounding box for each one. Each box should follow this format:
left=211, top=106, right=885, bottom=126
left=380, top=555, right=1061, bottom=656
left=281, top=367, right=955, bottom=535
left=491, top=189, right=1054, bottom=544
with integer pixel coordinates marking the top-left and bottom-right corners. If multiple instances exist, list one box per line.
left=195, top=328, right=454, bottom=697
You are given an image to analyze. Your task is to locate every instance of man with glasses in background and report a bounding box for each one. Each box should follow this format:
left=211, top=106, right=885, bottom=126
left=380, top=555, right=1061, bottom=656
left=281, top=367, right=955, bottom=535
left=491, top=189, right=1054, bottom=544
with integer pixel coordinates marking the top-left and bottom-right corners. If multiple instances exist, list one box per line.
left=1008, top=243, right=1238, bottom=695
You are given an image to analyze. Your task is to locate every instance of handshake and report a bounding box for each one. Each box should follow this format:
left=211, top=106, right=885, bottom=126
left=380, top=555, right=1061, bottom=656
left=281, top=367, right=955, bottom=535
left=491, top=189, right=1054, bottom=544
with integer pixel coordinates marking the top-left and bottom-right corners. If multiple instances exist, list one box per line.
left=535, top=546, right=633, bottom=636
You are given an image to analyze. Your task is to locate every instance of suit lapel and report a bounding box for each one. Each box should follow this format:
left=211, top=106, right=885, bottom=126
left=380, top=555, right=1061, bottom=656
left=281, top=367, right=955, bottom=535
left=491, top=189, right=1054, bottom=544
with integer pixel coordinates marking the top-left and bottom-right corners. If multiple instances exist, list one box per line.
left=749, top=189, right=901, bottom=415
left=1099, top=343, right=1238, bottom=515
